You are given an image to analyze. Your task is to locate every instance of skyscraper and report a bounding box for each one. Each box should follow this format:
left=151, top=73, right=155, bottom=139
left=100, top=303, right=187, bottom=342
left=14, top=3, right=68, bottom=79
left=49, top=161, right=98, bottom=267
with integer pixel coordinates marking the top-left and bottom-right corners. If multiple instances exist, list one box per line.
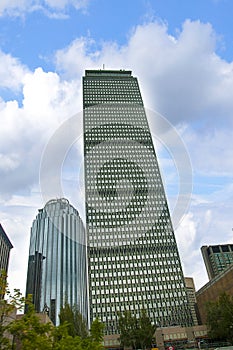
left=83, top=69, right=192, bottom=334
left=25, top=198, right=88, bottom=325
left=0, top=223, right=13, bottom=273
left=201, top=244, right=233, bottom=279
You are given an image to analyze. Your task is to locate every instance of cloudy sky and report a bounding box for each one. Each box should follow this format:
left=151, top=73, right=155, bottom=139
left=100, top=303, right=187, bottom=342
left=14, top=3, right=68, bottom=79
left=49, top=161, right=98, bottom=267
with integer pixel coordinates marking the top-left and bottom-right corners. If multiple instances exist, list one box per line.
left=1, top=0, right=233, bottom=295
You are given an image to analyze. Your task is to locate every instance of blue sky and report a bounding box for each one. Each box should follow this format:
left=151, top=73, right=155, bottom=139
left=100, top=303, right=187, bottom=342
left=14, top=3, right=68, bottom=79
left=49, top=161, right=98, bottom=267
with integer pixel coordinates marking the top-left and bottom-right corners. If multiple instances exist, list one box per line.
left=1, top=0, right=233, bottom=295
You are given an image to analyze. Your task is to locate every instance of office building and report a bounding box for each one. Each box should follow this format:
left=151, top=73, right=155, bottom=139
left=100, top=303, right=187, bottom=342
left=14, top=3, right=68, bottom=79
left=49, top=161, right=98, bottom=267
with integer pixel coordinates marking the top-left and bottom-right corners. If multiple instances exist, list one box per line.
left=0, top=223, right=13, bottom=273
left=25, top=198, right=88, bottom=325
left=201, top=244, right=233, bottom=280
left=83, top=69, right=193, bottom=334
left=184, top=277, right=198, bottom=325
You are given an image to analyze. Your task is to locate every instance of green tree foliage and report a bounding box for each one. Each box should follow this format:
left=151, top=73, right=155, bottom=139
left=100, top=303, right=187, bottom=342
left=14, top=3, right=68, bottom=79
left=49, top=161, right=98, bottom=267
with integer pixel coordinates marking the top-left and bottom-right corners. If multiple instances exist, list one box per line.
left=90, top=317, right=105, bottom=343
left=206, top=292, right=233, bottom=344
left=9, top=303, right=53, bottom=350
left=53, top=323, right=84, bottom=350
left=54, top=321, right=104, bottom=350
left=0, top=271, right=25, bottom=349
left=0, top=274, right=104, bottom=350
left=118, top=310, right=138, bottom=349
left=9, top=303, right=104, bottom=350
left=58, top=302, right=104, bottom=349
left=59, top=300, right=88, bottom=338
left=118, top=309, right=156, bottom=349
left=137, top=309, right=156, bottom=349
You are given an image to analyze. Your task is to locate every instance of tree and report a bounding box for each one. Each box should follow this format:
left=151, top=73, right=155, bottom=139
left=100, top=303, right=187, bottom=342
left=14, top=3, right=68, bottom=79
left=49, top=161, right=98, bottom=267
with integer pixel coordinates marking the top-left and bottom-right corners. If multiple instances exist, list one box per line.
left=52, top=323, right=83, bottom=350
left=53, top=320, right=104, bottom=350
left=9, top=303, right=53, bottom=350
left=59, top=302, right=104, bottom=349
left=0, top=275, right=104, bottom=350
left=118, top=309, right=156, bottom=349
left=9, top=303, right=104, bottom=350
left=137, top=309, right=156, bottom=349
left=0, top=271, right=25, bottom=349
left=59, top=300, right=88, bottom=338
left=90, top=318, right=105, bottom=343
left=118, top=310, right=138, bottom=349
left=206, top=292, right=233, bottom=344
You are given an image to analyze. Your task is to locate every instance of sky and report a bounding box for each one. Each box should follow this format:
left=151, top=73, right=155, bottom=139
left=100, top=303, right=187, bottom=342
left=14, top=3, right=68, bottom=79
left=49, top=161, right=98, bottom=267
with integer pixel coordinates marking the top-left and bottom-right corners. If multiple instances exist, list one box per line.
left=1, top=0, right=233, bottom=296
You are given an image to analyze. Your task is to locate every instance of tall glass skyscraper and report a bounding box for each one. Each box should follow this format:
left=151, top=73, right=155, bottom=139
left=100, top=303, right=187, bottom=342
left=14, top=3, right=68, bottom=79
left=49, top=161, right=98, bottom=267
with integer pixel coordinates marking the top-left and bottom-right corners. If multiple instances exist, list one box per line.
left=83, top=69, right=193, bottom=334
left=25, top=198, right=88, bottom=325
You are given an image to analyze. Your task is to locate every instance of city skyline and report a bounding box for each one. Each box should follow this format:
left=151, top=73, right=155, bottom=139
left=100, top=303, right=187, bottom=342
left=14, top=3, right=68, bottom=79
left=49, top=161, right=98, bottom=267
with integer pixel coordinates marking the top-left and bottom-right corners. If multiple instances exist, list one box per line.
left=0, top=0, right=233, bottom=296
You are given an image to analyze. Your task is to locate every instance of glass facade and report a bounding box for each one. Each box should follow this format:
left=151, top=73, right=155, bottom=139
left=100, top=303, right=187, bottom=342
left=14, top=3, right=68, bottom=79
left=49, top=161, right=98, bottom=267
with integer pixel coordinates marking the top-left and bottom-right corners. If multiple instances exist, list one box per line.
left=25, top=198, right=88, bottom=325
left=201, top=244, right=233, bottom=279
left=83, top=70, right=193, bottom=334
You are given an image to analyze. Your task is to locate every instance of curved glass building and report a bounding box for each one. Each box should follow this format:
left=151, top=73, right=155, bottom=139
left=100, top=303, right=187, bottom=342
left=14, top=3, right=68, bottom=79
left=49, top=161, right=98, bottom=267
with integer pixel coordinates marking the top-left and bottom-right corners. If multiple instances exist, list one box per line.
left=25, top=198, right=88, bottom=325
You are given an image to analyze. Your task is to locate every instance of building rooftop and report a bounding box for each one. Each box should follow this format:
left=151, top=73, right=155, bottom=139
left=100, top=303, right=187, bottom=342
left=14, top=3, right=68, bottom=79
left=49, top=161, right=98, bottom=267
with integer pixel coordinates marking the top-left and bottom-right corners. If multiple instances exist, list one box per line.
left=85, top=69, right=132, bottom=77
left=196, top=262, right=233, bottom=295
left=0, top=224, right=13, bottom=249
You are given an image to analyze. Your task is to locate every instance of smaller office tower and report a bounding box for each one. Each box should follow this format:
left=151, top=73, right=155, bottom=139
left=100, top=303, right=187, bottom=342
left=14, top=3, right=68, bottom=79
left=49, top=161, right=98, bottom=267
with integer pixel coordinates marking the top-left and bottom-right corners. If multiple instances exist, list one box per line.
left=184, top=277, right=198, bottom=326
left=201, top=244, right=233, bottom=280
left=0, top=224, right=13, bottom=273
left=25, top=198, right=88, bottom=325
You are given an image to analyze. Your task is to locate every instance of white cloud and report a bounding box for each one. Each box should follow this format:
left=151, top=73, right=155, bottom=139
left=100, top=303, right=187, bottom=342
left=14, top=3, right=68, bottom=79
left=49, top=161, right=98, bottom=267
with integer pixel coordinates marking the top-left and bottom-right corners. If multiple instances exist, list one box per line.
left=0, top=0, right=89, bottom=17
left=176, top=187, right=233, bottom=290
left=175, top=212, right=209, bottom=290
left=44, top=0, right=88, bottom=10
left=176, top=212, right=197, bottom=253
left=182, top=125, right=233, bottom=177
left=55, top=20, right=233, bottom=126
left=193, top=194, right=233, bottom=246
left=0, top=66, right=82, bottom=200
left=55, top=37, right=100, bottom=78
left=1, top=193, right=42, bottom=294
left=0, top=50, right=28, bottom=90
left=0, top=153, right=20, bottom=172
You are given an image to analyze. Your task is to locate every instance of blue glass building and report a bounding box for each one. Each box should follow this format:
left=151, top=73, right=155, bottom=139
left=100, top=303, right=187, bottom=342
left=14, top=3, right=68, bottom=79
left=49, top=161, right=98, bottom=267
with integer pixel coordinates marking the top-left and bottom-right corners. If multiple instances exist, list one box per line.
left=25, top=198, right=88, bottom=325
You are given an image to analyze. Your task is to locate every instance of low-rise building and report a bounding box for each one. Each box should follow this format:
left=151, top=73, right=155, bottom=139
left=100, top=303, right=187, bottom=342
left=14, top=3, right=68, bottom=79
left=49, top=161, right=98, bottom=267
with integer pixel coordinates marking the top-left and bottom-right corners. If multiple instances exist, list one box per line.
left=155, top=324, right=208, bottom=350
left=196, top=263, right=233, bottom=324
left=184, top=277, right=199, bottom=326
left=103, top=325, right=208, bottom=350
